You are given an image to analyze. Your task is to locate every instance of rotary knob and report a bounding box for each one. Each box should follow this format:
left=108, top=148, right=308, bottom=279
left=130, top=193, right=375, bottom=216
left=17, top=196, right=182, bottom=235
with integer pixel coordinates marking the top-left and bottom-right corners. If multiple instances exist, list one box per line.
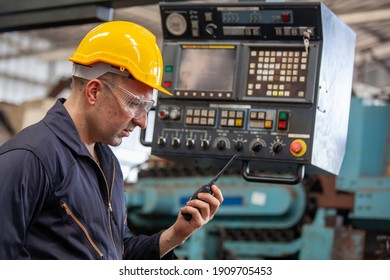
left=217, top=139, right=227, bottom=150
left=235, top=140, right=244, bottom=151
left=272, top=142, right=283, bottom=154
left=251, top=142, right=263, bottom=153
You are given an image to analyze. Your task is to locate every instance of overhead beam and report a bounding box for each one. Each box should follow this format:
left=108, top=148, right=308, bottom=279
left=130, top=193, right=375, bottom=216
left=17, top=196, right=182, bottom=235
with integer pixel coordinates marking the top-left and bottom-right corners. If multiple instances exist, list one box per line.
left=0, top=0, right=160, bottom=15
left=339, top=8, right=390, bottom=24
left=0, top=0, right=178, bottom=32
left=0, top=5, right=113, bottom=32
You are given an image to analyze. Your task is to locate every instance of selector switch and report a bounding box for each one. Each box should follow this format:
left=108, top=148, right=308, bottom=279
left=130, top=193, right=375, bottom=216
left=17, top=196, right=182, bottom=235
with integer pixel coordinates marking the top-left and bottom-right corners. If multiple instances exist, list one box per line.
left=217, top=139, right=227, bottom=150
left=251, top=142, right=263, bottom=152
left=272, top=142, right=283, bottom=154
left=250, top=138, right=266, bottom=153
left=205, top=23, right=217, bottom=37
left=235, top=140, right=244, bottom=151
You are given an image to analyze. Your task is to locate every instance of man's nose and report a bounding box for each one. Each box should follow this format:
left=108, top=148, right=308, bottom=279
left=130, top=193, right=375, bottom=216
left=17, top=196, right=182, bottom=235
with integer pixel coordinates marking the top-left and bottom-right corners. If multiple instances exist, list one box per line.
left=132, top=114, right=148, bottom=129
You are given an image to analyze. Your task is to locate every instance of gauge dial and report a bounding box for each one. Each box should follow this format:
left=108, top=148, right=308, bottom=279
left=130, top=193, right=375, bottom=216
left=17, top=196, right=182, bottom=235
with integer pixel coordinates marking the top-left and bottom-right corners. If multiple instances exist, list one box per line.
left=166, top=12, right=187, bottom=36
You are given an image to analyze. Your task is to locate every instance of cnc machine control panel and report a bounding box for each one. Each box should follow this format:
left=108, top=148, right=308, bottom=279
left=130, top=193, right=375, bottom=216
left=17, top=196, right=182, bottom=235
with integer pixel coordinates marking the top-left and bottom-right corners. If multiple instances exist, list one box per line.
left=148, top=2, right=356, bottom=179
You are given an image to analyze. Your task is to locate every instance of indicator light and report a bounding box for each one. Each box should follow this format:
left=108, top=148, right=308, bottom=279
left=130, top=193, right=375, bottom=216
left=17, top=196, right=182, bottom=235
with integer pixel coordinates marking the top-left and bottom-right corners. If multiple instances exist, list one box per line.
left=281, top=13, right=290, bottom=22
left=279, top=111, right=288, bottom=120
left=278, top=120, right=287, bottom=130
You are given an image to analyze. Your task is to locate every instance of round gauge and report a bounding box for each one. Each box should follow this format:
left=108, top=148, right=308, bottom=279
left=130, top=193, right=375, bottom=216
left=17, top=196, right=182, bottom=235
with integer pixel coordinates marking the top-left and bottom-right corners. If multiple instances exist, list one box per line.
left=166, top=12, right=187, bottom=36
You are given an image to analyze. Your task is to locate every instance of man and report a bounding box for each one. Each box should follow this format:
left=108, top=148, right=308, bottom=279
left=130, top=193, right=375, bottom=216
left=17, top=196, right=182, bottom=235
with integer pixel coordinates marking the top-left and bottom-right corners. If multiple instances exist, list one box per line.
left=0, top=21, right=223, bottom=259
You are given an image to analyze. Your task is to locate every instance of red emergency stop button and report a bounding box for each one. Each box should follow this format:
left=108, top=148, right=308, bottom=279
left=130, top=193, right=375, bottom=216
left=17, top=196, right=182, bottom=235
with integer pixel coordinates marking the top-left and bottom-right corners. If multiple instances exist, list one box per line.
left=290, top=141, right=302, bottom=153
left=290, top=139, right=307, bottom=157
left=281, top=13, right=290, bottom=22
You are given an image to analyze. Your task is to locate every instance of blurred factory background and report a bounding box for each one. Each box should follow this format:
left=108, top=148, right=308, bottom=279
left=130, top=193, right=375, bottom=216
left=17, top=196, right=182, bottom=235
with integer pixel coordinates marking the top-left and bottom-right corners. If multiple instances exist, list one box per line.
left=0, top=0, right=389, bottom=260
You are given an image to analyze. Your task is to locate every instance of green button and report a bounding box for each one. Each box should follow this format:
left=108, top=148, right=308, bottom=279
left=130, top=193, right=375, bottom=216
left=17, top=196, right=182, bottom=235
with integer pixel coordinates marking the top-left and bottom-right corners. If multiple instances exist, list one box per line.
left=165, top=65, right=173, bottom=72
left=279, top=111, right=288, bottom=120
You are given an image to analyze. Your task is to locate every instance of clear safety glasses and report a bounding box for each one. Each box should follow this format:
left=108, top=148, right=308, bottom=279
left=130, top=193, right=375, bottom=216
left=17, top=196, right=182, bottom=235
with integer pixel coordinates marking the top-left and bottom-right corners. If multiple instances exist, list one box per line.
left=101, top=80, right=155, bottom=119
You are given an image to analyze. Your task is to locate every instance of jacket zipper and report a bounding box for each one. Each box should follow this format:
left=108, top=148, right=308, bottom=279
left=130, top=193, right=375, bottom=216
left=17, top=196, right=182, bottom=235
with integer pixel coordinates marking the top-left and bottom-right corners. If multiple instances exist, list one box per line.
left=60, top=202, right=104, bottom=258
left=108, top=157, right=119, bottom=259
left=95, top=156, right=120, bottom=259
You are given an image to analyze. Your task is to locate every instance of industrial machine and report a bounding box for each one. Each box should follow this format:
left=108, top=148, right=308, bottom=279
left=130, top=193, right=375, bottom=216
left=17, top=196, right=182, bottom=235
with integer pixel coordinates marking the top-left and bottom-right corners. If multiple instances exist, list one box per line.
left=143, top=1, right=356, bottom=183
left=298, top=95, right=390, bottom=260
left=131, top=95, right=390, bottom=260
left=129, top=2, right=390, bottom=260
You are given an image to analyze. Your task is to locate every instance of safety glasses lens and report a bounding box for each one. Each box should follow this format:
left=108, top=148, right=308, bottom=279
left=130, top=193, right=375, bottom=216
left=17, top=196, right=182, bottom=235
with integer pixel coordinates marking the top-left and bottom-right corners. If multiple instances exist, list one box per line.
left=117, top=86, right=154, bottom=119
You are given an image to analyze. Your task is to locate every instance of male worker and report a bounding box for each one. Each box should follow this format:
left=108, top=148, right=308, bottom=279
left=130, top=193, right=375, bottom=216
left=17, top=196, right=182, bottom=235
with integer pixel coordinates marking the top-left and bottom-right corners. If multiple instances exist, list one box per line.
left=0, top=21, right=223, bottom=259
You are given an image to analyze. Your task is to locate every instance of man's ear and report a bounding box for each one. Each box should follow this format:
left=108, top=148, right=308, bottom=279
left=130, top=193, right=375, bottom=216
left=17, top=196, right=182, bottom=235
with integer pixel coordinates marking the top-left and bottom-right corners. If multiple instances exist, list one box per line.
left=85, top=79, right=103, bottom=104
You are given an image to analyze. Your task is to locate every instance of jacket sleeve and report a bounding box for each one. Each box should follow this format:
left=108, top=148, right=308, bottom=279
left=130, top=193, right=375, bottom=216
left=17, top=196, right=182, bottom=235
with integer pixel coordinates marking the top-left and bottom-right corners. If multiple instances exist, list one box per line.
left=122, top=225, right=176, bottom=260
left=0, top=149, right=50, bottom=259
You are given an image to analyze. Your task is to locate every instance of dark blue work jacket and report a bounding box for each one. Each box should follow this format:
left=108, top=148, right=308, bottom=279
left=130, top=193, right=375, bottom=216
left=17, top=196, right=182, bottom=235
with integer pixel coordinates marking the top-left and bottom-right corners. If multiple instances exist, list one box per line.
left=0, top=99, right=171, bottom=259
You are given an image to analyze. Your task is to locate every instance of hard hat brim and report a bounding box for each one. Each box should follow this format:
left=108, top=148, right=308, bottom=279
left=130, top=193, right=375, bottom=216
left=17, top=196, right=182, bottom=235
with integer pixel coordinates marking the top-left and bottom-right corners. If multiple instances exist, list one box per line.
left=155, top=86, right=173, bottom=96
left=71, top=62, right=172, bottom=96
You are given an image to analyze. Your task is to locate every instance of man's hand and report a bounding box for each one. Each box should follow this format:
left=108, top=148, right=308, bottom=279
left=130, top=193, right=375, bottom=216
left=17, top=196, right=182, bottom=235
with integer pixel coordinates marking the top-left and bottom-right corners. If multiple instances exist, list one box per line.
left=159, top=184, right=223, bottom=257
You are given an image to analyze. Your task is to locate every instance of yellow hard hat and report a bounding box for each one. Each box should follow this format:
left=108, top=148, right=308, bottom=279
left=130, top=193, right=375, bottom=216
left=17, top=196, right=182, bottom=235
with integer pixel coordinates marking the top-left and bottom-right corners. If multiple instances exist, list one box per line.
left=68, top=21, right=171, bottom=96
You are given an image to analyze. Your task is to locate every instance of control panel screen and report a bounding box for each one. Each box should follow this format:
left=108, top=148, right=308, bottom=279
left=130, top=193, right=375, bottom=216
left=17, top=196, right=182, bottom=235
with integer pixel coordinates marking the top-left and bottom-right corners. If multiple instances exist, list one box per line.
left=176, top=45, right=236, bottom=97
left=220, top=9, right=294, bottom=24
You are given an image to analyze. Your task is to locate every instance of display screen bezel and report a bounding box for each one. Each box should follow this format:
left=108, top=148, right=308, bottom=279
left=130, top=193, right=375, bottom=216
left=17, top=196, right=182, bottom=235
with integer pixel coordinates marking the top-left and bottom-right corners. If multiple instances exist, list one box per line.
left=176, top=45, right=237, bottom=94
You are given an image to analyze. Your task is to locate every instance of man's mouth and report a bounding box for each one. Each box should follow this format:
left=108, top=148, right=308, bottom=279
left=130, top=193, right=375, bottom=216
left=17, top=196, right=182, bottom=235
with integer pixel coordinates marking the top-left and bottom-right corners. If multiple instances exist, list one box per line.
left=122, top=129, right=130, bottom=137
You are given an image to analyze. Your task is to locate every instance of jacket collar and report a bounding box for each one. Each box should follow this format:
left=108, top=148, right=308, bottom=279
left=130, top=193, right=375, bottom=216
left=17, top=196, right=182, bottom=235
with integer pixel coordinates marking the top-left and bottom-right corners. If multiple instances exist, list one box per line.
left=43, top=98, right=92, bottom=158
